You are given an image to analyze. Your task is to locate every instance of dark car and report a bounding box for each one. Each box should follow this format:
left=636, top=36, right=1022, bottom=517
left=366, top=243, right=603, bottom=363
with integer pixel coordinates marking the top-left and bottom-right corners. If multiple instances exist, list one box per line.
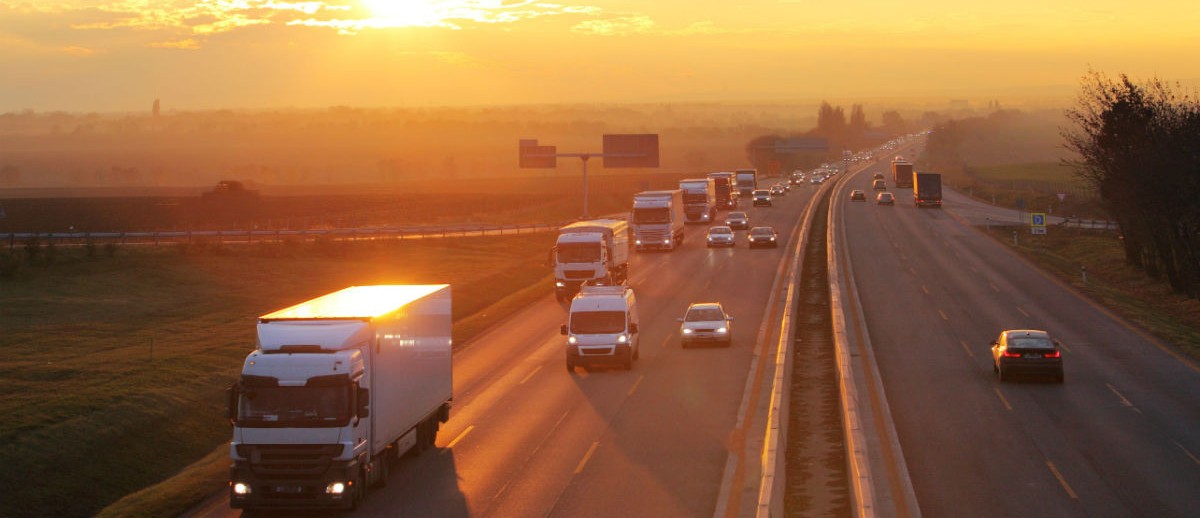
left=747, top=226, right=778, bottom=248
left=876, top=192, right=895, bottom=205
left=752, top=189, right=772, bottom=207
left=725, top=211, right=750, bottom=230
left=991, top=329, right=1064, bottom=383
left=850, top=189, right=866, bottom=202
left=872, top=172, right=885, bottom=180
left=770, top=185, right=785, bottom=196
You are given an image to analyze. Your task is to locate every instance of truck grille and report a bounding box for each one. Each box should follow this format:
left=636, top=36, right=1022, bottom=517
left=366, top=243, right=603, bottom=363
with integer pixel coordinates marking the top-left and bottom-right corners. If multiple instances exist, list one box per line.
left=239, top=444, right=343, bottom=479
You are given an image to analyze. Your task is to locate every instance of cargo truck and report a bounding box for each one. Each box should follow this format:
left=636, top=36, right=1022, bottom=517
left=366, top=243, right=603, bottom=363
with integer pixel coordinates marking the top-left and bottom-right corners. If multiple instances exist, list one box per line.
left=228, top=285, right=452, bottom=510
left=707, top=171, right=738, bottom=209
left=735, top=169, right=758, bottom=198
left=552, top=219, right=631, bottom=302
left=631, top=190, right=685, bottom=251
left=892, top=160, right=913, bottom=188
left=679, top=177, right=718, bottom=224
left=913, top=172, right=943, bottom=208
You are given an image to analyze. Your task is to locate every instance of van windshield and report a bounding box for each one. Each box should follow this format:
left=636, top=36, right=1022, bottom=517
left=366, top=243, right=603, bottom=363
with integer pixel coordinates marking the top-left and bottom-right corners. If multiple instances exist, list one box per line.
left=570, top=310, right=626, bottom=334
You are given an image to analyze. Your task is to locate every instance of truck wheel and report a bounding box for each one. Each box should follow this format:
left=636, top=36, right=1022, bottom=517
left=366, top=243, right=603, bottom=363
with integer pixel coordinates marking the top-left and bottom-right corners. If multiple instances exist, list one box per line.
left=373, top=454, right=390, bottom=488
left=350, top=471, right=365, bottom=510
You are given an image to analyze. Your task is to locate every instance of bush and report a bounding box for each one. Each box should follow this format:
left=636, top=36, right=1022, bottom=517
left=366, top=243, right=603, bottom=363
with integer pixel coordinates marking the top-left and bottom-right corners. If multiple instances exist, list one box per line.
left=0, top=249, right=21, bottom=279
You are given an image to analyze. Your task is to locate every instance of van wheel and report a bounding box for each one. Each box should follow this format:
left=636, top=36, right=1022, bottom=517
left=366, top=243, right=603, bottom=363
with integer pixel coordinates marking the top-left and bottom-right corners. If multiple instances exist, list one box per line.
left=566, top=360, right=574, bottom=373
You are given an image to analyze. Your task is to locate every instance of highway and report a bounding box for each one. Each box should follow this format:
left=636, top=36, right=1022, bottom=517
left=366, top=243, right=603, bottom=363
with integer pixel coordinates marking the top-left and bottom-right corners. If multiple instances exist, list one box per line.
left=833, top=165, right=1200, bottom=516
left=189, top=178, right=818, bottom=517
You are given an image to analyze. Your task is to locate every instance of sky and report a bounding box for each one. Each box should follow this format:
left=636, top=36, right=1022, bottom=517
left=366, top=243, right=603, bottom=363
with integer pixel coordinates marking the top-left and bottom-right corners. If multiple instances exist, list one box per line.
left=2, top=0, right=1199, bottom=112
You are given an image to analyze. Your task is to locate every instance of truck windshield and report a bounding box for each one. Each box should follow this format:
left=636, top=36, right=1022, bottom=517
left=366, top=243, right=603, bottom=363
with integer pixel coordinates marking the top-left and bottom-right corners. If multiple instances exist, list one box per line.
left=570, top=310, right=626, bottom=334
left=683, top=193, right=707, bottom=204
left=557, top=242, right=601, bottom=263
left=632, top=207, right=670, bottom=224
left=238, top=385, right=352, bottom=428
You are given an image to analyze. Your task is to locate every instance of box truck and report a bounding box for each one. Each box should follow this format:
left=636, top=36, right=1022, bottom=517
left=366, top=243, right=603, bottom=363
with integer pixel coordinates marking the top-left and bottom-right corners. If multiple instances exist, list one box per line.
left=892, top=159, right=913, bottom=188
left=631, top=190, right=685, bottom=251
left=707, top=171, right=739, bottom=209
left=913, top=172, right=943, bottom=208
left=552, top=219, right=631, bottom=302
left=228, top=285, right=452, bottom=510
left=679, top=177, right=718, bottom=224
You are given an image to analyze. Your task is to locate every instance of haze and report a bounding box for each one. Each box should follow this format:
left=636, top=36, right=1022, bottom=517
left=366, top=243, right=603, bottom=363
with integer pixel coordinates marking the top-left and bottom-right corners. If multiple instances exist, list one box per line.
left=3, top=0, right=1199, bottom=112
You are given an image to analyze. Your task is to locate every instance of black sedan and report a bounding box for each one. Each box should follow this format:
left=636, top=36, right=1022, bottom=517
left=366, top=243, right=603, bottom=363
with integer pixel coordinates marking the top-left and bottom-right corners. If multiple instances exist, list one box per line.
left=747, top=226, right=778, bottom=248
left=991, top=329, right=1064, bottom=383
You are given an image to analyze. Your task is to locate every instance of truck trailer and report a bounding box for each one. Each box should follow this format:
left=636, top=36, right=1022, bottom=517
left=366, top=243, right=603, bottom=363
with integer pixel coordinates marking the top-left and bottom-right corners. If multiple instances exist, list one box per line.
left=228, top=285, right=452, bottom=510
left=679, top=177, right=718, bottom=224
left=892, top=160, right=913, bottom=188
left=913, top=172, right=943, bottom=208
left=707, top=171, right=738, bottom=209
left=631, top=190, right=685, bottom=251
left=552, top=219, right=631, bottom=301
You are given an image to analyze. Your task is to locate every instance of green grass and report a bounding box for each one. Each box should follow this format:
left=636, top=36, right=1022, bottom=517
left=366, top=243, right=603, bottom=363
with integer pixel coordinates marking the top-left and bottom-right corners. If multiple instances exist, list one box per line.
left=0, top=233, right=556, bottom=518
left=970, top=162, right=1078, bottom=183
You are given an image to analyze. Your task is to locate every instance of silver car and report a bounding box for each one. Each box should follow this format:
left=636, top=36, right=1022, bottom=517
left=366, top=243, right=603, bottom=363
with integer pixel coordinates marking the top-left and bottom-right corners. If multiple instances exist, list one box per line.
left=678, top=302, right=733, bottom=347
left=725, top=211, right=750, bottom=230
left=705, top=225, right=736, bottom=247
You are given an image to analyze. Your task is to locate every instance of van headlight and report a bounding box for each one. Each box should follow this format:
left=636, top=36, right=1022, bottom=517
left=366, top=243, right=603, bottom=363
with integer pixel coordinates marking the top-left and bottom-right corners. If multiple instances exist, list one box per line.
left=555, top=281, right=565, bottom=288
left=716, top=327, right=728, bottom=334
left=635, top=239, right=643, bottom=245
left=617, top=334, right=628, bottom=343
left=681, top=328, right=693, bottom=335
left=663, top=238, right=671, bottom=245
left=567, top=335, right=577, bottom=344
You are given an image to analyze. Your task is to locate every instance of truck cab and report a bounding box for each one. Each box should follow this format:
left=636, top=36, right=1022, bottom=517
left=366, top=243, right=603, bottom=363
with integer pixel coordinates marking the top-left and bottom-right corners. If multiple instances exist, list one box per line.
left=561, top=286, right=640, bottom=372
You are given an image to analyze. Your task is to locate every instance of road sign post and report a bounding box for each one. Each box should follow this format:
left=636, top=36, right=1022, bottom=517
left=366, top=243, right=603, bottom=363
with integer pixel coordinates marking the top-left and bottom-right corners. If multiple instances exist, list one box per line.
left=1031, top=212, right=1047, bottom=235
left=518, top=134, right=659, bottom=219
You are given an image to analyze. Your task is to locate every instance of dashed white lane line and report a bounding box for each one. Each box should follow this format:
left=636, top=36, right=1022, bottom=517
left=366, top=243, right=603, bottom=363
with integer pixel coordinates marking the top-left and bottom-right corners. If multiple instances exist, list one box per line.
left=628, top=375, right=645, bottom=396
left=1046, top=461, right=1079, bottom=499
left=519, top=365, right=543, bottom=384
left=443, top=425, right=475, bottom=452
left=575, top=441, right=601, bottom=474
left=993, top=388, right=1013, bottom=411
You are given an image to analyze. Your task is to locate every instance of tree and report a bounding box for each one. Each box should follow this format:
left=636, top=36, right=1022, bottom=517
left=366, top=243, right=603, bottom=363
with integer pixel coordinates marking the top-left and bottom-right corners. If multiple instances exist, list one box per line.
left=1064, top=71, right=1200, bottom=297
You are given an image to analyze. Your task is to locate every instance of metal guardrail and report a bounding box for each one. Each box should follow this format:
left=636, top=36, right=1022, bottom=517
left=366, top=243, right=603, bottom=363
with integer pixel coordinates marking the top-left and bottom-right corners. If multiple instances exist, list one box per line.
left=1, top=222, right=563, bottom=249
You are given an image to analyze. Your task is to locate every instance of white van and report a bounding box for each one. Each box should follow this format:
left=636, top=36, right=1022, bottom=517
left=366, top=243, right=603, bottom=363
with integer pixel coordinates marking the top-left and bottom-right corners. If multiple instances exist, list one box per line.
left=560, top=285, right=640, bottom=371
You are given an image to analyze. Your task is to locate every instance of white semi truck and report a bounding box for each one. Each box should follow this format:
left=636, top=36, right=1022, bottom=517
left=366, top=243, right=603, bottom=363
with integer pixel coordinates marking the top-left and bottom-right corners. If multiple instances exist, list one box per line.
left=227, top=285, right=452, bottom=511
left=631, top=190, right=685, bottom=252
left=552, top=219, right=631, bottom=302
left=679, top=177, right=718, bottom=224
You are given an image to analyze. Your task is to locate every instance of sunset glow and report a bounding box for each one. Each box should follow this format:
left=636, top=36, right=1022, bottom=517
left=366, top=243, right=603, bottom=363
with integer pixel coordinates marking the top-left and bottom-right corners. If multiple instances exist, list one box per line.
left=1, top=1, right=1198, bottom=111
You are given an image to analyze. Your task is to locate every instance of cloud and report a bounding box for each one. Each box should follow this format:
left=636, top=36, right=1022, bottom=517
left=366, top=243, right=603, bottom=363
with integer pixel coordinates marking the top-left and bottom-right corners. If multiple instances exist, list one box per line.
left=571, top=14, right=655, bottom=35
left=60, top=45, right=98, bottom=56
left=147, top=38, right=201, bottom=49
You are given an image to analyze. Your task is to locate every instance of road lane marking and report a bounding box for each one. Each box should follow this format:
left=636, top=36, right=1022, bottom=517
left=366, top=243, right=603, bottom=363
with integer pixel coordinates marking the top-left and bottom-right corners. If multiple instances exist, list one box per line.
left=1058, top=341, right=1072, bottom=353
left=908, top=266, right=917, bottom=275
left=959, top=340, right=975, bottom=358
left=1046, top=461, right=1078, bottom=499
left=938, top=309, right=949, bottom=321
left=1107, top=383, right=1136, bottom=408
left=628, top=374, right=645, bottom=396
left=442, top=425, right=475, bottom=452
left=1176, top=442, right=1200, bottom=465
left=993, top=388, right=1012, bottom=410
left=920, top=285, right=930, bottom=295
left=574, top=441, right=600, bottom=474
left=1016, top=306, right=1030, bottom=317
left=989, top=282, right=1000, bottom=292
left=519, top=365, right=542, bottom=384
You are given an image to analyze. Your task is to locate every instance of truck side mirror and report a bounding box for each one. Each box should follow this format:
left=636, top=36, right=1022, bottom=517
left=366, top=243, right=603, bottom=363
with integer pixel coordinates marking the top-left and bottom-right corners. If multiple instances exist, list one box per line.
left=629, top=323, right=639, bottom=333
left=560, top=324, right=568, bottom=335
left=226, top=383, right=239, bottom=424
left=357, top=387, right=370, bottom=418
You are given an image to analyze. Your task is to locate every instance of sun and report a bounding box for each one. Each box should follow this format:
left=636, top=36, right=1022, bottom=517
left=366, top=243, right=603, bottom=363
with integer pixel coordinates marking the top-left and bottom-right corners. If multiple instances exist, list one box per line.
left=360, top=0, right=453, bottom=27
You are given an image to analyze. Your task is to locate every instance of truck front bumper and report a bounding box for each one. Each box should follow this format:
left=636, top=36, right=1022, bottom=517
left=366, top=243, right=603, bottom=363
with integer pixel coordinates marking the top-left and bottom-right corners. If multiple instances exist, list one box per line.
left=229, top=458, right=360, bottom=510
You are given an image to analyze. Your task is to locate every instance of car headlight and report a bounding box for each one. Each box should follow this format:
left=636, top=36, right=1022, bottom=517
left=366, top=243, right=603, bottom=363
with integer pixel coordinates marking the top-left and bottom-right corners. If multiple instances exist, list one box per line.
left=232, top=482, right=251, bottom=495
left=716, top=327, right=727, bottom=334
left=555, top=281, right=565, bottom=288
left=326, top=482, right=346, bottom=495
left=681, top=328, right=693, bottom=334
left=617, top=334, right=628, bottom=343
left=567, top=335, right=577, bottom=344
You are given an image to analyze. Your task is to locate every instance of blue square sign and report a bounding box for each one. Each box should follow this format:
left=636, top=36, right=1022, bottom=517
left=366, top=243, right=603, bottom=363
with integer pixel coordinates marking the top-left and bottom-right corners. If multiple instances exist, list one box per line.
left=1031, top=213, right=1046, bottom=227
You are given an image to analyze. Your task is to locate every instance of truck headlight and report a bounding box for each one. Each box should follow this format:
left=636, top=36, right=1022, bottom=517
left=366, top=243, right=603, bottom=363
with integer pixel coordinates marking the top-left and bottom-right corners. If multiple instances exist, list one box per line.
left=232, top=482, right=251, bottom=495
left=635, top=239, right=643, bottom=245
left=555, top=281, right=565, bottom=288
left=326, top=482, right=346, bottom=495
left=682, top=328, right=693, bottom=334
left=567, top=335, right=577, bottom=344
left=663, top=238, right=671, bottom=245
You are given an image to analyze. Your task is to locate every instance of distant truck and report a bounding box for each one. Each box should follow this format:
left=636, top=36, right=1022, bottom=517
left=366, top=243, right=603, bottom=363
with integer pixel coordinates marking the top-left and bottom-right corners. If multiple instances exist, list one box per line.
left=891, top=160, right=913, bottom=188
left=913, top=172, right=943, bottom=208
left=679, top=177, right=718, bottom=224
left=631, top=190, right=685, bottom=251
left=735, top=168, right=758, bottom=198
left=707, top=171, right=739, bottom=209
left=228, top=285, right=452, bottom=511
left=560, top=285, right=640, bottom=371
left=552, top=219, right=631, bottom=302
